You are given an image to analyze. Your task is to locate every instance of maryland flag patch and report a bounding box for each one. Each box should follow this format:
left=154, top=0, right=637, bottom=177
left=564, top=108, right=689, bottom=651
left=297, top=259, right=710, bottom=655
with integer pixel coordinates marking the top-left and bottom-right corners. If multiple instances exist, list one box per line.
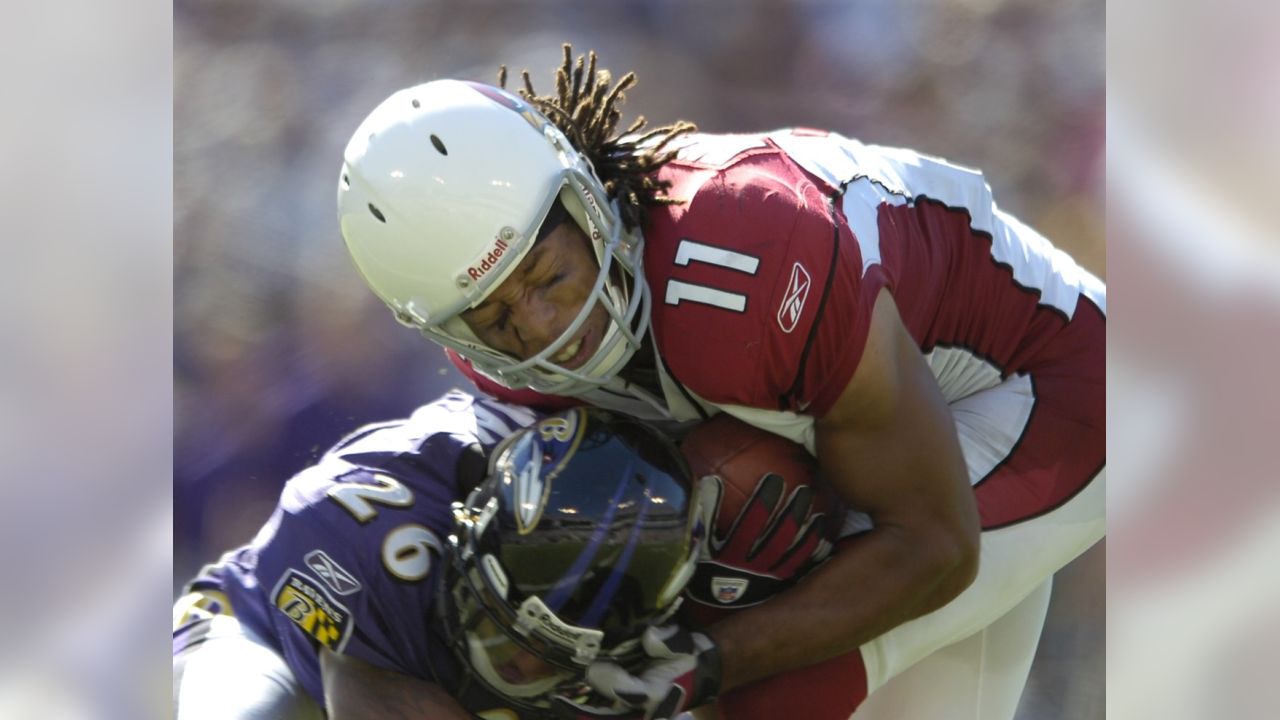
left=273, top=569, right=353, bottom=651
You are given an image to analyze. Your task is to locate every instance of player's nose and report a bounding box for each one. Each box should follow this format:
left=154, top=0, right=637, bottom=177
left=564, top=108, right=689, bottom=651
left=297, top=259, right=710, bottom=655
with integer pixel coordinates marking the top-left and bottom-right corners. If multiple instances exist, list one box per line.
left=508, top=648, right=556, bottom=681
left=510, top=293, right=566, bottom=357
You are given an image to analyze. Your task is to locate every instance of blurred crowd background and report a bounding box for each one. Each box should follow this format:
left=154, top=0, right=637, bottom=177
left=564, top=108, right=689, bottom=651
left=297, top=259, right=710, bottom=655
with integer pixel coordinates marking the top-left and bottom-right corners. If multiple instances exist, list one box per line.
left=174, top=1, right=1104, bottom=717
left=2, top=0, right=1275, bottom=716
left=2, top=0, right=1280, bottom=712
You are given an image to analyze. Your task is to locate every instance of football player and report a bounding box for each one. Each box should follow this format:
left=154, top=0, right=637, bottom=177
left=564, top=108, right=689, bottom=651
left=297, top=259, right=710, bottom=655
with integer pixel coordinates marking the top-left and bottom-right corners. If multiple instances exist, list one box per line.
left=336, top=47, right=1104, bottom=720
left=172, top=391, right=706, bottom=719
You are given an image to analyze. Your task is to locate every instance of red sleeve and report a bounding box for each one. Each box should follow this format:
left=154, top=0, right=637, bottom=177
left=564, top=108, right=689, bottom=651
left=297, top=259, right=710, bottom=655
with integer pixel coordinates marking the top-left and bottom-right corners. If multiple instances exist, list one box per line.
left=646, top=145, right=889, bottom=417
left=444, top=350, right=582, bottom=412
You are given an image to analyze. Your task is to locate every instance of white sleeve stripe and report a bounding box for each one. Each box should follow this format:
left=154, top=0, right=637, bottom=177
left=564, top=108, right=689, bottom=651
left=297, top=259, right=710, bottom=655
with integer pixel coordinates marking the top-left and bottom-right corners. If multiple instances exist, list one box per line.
left=840, top=177, right=891, bottom=271
left=772, top=132, right=1102, bottom=320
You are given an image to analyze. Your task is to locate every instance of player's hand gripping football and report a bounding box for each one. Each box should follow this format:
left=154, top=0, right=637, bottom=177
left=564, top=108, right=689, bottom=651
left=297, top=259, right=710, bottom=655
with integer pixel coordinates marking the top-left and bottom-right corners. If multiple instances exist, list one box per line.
left=552, top=624, right=722, bottom=720
left=685, top=472, right=831, bottom=609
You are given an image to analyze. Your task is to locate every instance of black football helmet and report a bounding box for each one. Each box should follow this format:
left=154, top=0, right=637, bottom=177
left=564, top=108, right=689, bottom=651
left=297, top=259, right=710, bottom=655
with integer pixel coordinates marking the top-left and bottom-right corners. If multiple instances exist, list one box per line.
left=438, top=407, right=704, bottom=715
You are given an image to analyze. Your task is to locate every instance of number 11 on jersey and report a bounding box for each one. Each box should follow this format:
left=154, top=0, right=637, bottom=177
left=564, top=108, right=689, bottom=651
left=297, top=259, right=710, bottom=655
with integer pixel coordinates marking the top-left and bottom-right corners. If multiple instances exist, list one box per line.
left=663, top=239, right=760, bottom=313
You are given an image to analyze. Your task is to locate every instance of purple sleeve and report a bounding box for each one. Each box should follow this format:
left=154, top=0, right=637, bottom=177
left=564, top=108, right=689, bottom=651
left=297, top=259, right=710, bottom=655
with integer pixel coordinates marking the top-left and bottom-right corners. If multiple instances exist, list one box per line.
left=253, top=448, right=462, bottom=698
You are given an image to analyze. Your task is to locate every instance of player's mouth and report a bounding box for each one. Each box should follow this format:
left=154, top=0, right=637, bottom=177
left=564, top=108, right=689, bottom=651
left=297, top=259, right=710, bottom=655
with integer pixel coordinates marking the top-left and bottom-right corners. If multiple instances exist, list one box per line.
left=550, top=327, right=596, bottom=370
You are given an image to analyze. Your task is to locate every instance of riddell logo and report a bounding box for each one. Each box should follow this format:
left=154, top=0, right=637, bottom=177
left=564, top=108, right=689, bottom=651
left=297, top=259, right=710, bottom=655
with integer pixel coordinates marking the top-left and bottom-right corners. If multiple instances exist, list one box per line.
left=776, top=262, right=811, bottom=333
left=467, top=237, right=510, bottom=281
left=579, top=193, right=604, bottom=242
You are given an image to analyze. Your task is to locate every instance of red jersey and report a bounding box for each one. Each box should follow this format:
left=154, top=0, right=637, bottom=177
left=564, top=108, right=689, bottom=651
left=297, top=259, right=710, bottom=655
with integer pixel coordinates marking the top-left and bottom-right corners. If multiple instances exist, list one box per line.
left=454, top=129, right=1105, bottom=424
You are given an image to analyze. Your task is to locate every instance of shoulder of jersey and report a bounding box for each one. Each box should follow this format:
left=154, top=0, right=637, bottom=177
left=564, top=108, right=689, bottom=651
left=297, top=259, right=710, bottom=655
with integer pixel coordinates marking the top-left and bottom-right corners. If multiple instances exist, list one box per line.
left=280, top=392, right=536, bottom=501
left=326, top=391, right=537, bottom=460
left=643, top=133, right=840, bottom=406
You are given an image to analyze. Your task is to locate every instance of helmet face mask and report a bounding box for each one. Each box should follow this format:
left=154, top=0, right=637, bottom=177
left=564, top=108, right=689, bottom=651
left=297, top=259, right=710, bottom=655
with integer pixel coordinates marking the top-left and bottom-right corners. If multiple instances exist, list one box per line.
left=446, top=563, right=599, bottom=700
left=338, top=80, right=651, bottom=396
left=437, top=409, right=703, bottom=712
left=430, top=182, right=651, bottom=396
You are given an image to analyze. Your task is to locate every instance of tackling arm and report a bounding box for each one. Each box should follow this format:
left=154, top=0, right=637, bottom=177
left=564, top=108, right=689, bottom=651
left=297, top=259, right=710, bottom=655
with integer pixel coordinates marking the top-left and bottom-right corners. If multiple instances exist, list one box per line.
left=321, top=647, right=474, bottom=719
left=706, top=287, right=980, bottom=691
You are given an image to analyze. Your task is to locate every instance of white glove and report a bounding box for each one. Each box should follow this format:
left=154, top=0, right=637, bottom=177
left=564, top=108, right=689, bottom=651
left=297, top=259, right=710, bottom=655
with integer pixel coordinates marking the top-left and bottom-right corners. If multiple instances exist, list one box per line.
left=581, top=625, right=722, bottom=720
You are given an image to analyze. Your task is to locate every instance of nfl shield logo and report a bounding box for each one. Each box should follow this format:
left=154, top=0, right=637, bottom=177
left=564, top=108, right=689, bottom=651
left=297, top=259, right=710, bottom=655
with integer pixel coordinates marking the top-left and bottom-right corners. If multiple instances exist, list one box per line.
left=713, top=577, right=749, bottom=604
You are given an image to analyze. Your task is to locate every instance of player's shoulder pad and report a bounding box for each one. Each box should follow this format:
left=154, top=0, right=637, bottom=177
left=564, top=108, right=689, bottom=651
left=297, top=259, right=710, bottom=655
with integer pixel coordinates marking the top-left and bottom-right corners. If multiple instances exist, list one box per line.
left=274, top=391, right=527, bottom=511
left=324, top=390, right=535, bottom=460
left=646, top=140, right=844, bottom=410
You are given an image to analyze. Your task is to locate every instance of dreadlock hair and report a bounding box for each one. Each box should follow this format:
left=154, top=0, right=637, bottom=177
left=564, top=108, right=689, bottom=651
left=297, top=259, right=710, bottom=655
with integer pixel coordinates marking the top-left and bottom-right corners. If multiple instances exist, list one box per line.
left=498, top=44, right=696, bottom=232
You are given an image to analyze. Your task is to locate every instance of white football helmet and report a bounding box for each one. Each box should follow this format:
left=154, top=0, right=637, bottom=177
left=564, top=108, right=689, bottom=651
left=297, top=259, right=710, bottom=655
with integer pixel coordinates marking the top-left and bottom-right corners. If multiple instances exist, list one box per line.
left=337, top=79, right=650, bottom=396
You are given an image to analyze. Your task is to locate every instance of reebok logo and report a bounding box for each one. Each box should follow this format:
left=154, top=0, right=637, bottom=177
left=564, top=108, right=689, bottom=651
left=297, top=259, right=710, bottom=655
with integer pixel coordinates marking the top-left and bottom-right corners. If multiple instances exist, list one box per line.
left=776, top=262, right=811, bottom=333
left=467, top=236, right=510, bottom=281
left=305, top=550, right=361, bottom=596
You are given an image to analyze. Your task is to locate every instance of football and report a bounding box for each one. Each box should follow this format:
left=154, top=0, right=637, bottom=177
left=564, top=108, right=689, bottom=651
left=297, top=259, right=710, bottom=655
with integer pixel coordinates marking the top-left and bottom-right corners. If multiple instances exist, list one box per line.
left=679, top=414, right=837, bottom=625
left=681, top=413, right=830, bottom=532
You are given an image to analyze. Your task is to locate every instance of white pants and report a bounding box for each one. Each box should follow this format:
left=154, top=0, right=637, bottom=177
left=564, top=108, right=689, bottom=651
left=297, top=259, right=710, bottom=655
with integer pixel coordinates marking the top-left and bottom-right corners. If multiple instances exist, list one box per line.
left=172, top=612, right=323, bottom=720
left=853, top=578, right=1054, bottom=720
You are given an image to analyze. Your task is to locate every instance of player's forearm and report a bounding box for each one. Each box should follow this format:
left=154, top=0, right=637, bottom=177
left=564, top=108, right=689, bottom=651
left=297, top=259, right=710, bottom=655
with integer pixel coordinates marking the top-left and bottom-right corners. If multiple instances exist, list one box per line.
left=321, top=648, right=473, bottom=719
left=705, top=287, right=980, bottom=690
left=706, top=520, right=977, bottom=691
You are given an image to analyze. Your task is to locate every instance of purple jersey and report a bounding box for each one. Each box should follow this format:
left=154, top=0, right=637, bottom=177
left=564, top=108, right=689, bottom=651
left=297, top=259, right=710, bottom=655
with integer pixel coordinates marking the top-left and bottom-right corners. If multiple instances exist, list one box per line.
left=183, top=391, right=539, bottom=703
